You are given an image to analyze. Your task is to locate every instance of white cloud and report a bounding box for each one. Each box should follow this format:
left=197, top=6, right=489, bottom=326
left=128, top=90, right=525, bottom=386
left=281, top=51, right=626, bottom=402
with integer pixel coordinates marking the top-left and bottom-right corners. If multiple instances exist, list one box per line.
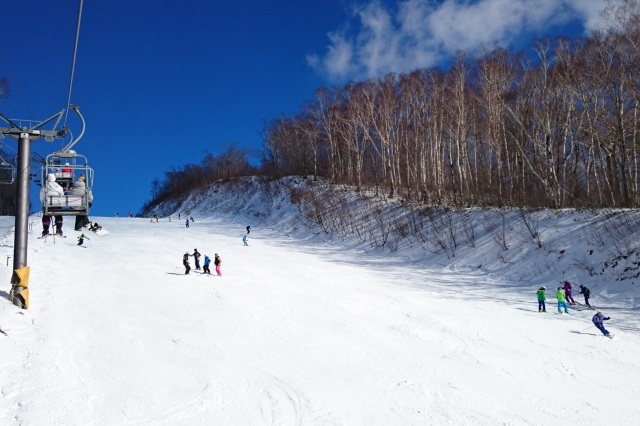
left=311, top=0, right=606, bottom=80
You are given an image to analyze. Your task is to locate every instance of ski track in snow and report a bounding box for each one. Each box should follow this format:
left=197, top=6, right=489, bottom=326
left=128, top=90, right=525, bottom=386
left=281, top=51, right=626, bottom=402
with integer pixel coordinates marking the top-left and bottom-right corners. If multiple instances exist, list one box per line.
left=0, top=215, right=639, bottom=425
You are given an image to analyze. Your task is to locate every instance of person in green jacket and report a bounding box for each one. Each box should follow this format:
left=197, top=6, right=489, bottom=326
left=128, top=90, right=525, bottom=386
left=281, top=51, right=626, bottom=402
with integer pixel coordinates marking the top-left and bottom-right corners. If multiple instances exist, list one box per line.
left=556, top=287, right=569, bottom=313
left=536, top=286, right=546, bottom=312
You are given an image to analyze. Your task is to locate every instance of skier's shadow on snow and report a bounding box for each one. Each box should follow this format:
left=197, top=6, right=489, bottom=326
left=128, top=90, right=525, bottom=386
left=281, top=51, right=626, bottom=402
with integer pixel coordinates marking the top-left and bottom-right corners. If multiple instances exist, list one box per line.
left=0, top=289, right=9, bottom=301
left=569, top=330, right=600, bottom=336
left=166, top=272, right=186, bottom=276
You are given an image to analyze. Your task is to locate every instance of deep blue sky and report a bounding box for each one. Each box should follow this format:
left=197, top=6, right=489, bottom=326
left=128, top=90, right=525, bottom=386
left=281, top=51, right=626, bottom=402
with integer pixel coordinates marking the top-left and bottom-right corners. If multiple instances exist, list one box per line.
left=0, top=0, right=597, bottom=216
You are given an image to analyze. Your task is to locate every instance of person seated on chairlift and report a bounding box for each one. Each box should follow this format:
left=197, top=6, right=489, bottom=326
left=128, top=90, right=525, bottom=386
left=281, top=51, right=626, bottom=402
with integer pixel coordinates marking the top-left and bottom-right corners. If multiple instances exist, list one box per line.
left=39, top=173, right=65, bottom=236
left=71, top=174, right=94, bottom=231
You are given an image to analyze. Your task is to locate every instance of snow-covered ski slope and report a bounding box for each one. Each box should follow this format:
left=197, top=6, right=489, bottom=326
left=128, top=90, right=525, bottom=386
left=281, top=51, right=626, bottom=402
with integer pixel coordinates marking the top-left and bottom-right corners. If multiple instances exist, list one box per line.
left=1, top=216, right=640, bottom=425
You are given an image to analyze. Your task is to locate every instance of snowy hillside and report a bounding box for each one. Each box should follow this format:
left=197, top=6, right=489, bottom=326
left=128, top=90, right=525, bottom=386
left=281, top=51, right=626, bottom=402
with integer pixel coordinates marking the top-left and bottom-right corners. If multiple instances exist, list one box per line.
left=1, top=214, right=640, bottom=425
left=147, top=177, right=640, bottom=317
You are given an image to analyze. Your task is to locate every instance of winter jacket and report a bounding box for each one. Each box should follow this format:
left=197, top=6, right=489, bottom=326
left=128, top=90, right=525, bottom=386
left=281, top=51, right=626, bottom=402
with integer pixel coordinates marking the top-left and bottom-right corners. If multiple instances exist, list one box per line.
left=242, top=235, right=247, bottom=242
left=563, top=281, right=573, bottom=294
left=183, top=253, right=190, bottom=263
left=555, top=289, right=566, bottom=302
left=193, top=251, right=201, bottom=260
left=39, top=174, right=64, bottom=203
left=536, top=289, right=546, bottom=301
left=592, top=313, right=610, bottom=325
left=580, top=286, right=591, bottom=297
left=204, top=256, right=211, bottom=266
left=70, top=177, right=94, bottom=209
left=214, top=255, right=221, bottom=266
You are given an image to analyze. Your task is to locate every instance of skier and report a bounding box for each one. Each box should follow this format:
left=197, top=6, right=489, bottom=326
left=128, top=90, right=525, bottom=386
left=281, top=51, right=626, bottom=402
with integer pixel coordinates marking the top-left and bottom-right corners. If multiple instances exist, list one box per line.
left=579, top=285, right=592, bottom=308
left=155, top=215, right=159, bottom=223
left=193, top=249, right=201, bottom=270
left=203, top=255, right=211, bottom=274
left=40, top=173, right=65, bottom=236
left=71, top=174, right=93, bottom=231
left=178, top=213, right=181, bottom=220
left=246, top=225, right=251, bottom=234
left=243, top=234, right=248, bottom=246
left=190, top=216, right=194, bottom=223
left=169, top=215, right=172, bottom=222
left=562, top=280, right=576, bottom=305
left=77, top=233, right=89, bottom=246
left=185, top=219, right=190, bottom=228
left=183, top=252, right=191, bottom=275
left=536, top=286, right=546, bottom=312
left=214, top=253, right=222, bottom=276
left=592, top=311, right=613, bottom=338
left=555, top=287, right=569, bottom=313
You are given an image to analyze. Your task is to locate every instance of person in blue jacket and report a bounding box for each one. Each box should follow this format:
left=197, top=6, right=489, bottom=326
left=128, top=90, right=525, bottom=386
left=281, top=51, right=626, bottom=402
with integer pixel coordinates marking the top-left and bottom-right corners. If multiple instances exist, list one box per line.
left=203, top=255, right=211, bottom=274
left=242, top=234, right=248, bottom=246
left=592, top=311, right=613, bottom=338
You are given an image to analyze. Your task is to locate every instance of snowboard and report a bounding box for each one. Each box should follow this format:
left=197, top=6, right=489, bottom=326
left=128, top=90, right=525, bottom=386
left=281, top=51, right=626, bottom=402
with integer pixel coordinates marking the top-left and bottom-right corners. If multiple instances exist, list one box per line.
left=91, top=228, right=109, bottom=237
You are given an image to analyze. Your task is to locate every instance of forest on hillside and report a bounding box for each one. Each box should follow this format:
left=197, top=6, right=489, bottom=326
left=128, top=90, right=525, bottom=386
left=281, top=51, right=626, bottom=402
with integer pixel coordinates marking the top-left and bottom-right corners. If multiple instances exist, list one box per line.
left=145, top=0, right=640, bottom=212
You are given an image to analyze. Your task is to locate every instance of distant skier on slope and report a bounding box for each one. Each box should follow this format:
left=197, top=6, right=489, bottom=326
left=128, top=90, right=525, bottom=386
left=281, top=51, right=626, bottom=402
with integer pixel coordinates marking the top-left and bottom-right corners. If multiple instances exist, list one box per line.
left=185, top=219, right=190, bottom=228
left=592, top=311, right=613, bottom=338
left=536, top=286, right=546, bottom=312
left=183, top=252, right=191, bottom=275
left=190, top=216, right=194, bottom=223
left=214, top=253, right=222, bottom=276
left=246, top=225, right=251, bottom=234
left=556, top=287, right=569, bottom=314
left=562, top=280, right=576, bottom=305
left=579, top=285, right=592, bottom=308
left=243, top=235, right=248, bottom=246
left=77, top=234, right=89, bottom=246
left=203, top=255, right=211, bottom=274
left=193, top=249, right=201, bottom=270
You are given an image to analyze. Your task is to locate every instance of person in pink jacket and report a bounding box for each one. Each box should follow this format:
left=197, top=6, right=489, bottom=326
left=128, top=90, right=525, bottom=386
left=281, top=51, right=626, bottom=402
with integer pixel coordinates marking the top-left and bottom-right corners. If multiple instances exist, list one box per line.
left=562, top=281, right=576, bottom=305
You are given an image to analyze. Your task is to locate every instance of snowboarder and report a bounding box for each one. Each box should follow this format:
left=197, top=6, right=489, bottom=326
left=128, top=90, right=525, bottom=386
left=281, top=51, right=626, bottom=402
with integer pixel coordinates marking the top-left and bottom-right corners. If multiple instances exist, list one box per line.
left=71, top=174, right=93, bottom=231
left=214, top=253, right=222, bottom=276
left=246, top=225, right=251, bottom=234
left=555, top=287, right=569, bottom=313
left=77, top=234, right=89, bottom=246
left=190, top=216, right=194, bottom=223
left=203, top=255, right=211, bottom=274
left=243, top=235, right=248, bottom=246
left=193, top=249, right=201, bottom=270
left=592, top=311, right=613, bottom=338
left=185, top=219, right=190, bottom=228
left=183, top=252, right=191, bottom=275
left=536, top=286, right=546, bottom=312
left=579, top=285, right=592, bottom=308
left=562, top=280, right=576, bottom=305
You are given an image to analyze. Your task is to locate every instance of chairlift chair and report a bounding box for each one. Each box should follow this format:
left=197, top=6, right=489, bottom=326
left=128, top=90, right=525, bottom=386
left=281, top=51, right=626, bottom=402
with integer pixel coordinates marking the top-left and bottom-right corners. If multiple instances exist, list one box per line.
left=41, top=151, right=93, bottom=216
left=0, top=160, right=15, bottom=184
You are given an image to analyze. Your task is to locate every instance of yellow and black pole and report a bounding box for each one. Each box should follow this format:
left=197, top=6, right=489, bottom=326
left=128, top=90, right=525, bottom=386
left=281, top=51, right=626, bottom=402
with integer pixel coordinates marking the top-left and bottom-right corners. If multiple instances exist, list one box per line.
left=9, top=132, right=32, bottom=309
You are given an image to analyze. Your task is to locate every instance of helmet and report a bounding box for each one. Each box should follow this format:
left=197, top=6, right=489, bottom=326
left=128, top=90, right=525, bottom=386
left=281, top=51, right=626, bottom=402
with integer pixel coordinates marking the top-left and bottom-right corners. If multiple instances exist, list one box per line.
left=541, top=286, right=546, bottom=290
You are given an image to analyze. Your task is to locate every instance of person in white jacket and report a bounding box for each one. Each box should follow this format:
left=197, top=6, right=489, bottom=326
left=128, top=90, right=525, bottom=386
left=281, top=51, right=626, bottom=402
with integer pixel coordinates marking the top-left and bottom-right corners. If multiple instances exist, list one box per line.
left=40, top=173, right=65, bottom=236
left=71, top=174, right=94, bottom=231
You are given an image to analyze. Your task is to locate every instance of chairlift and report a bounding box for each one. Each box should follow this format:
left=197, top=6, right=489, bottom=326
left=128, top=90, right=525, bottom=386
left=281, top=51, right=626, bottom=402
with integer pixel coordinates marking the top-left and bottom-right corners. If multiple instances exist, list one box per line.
left=0, top=159, right=15, bottom=184
left=40, top=106, right=94, bottom=216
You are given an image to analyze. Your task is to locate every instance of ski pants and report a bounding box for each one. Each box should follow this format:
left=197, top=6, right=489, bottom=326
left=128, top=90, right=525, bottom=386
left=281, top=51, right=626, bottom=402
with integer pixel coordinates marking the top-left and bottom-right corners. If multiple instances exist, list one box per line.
left=215, top=265, right=221, bottom=276
left=77, top=239, right=83, bottom=246
left=75, top=215, right=90, bottom=231
left=54, top=216, right=63, bottom=234
left=538, top=300, right=546, bottom=311
left=42, top=215, right=51, bottom=234
left=565, top=291, right=576, bottom=304
left=184, top=262, right=190, bottom=275
left=595, top=323, right=609, bottom=336
left=203, top=265, right=210, bottom=274
left=557, top=301, right=569, bottom=313
left=195, top=259, right=200, bottom=270
left=584, top=296, right=591, bottom=307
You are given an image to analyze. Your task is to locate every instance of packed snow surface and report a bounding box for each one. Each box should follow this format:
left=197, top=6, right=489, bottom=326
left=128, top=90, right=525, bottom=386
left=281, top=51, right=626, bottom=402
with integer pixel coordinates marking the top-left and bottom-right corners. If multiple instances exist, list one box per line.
left=1, top=215, right=640, bottom=425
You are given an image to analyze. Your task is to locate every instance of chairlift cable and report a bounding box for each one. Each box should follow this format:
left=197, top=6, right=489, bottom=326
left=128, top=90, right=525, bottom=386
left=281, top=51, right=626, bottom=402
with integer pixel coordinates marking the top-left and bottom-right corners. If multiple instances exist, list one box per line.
left=63, top=0, right=84, bottom=128
left=0, top=41, right=34, bottom=120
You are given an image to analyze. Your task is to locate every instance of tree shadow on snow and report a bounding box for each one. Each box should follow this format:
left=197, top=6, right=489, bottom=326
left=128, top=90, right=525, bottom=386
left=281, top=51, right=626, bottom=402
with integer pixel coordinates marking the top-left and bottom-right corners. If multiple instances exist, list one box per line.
left=0, top=289, right=9, bottom=301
